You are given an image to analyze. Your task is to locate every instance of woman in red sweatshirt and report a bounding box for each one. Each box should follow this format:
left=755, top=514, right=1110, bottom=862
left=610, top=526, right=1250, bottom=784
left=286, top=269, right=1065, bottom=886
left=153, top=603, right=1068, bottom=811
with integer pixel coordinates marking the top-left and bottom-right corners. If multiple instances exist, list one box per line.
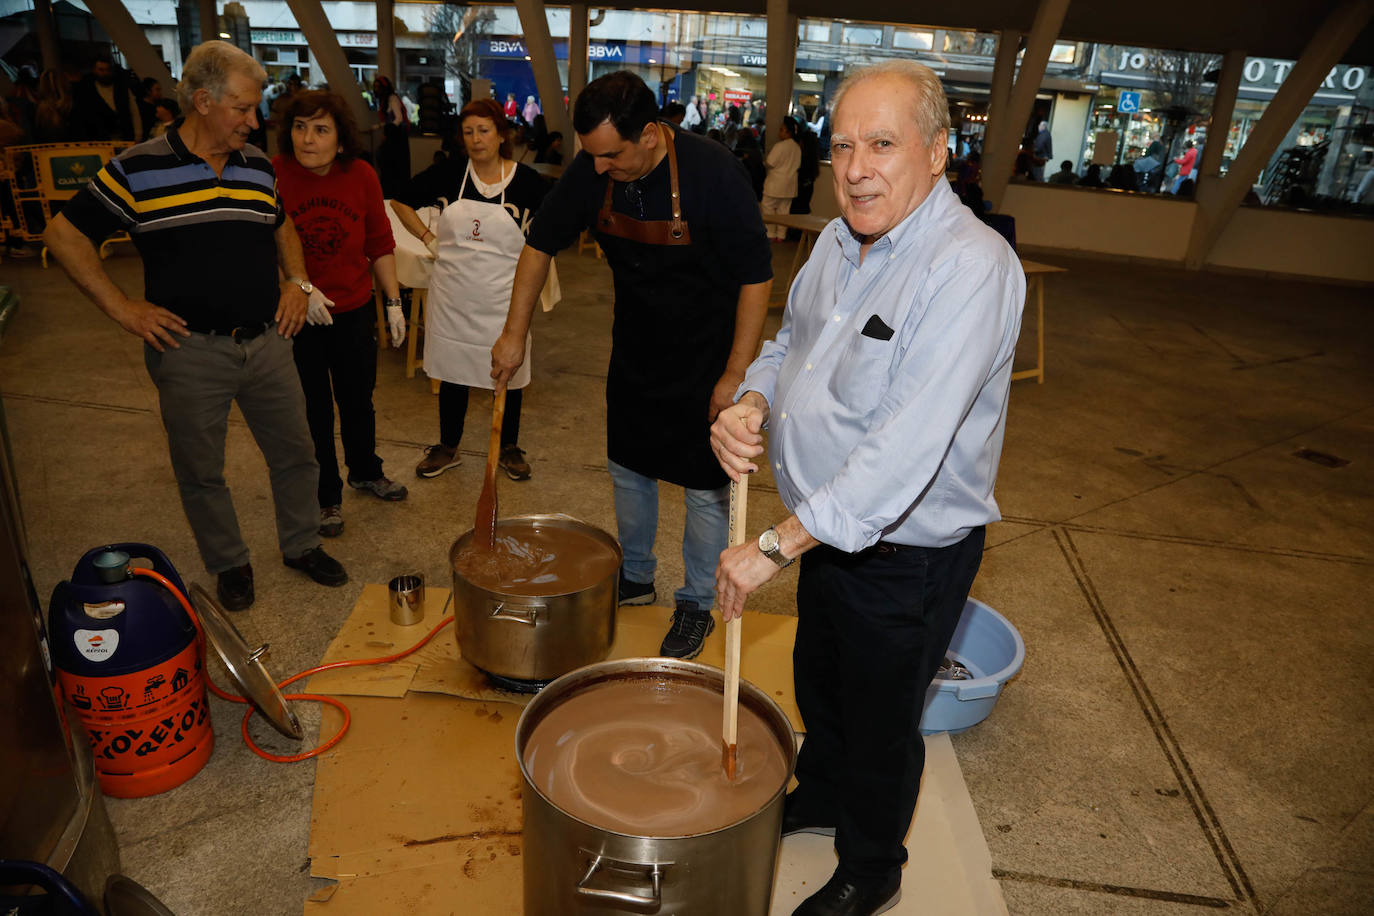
left=274, top=90, right=407, bottom=538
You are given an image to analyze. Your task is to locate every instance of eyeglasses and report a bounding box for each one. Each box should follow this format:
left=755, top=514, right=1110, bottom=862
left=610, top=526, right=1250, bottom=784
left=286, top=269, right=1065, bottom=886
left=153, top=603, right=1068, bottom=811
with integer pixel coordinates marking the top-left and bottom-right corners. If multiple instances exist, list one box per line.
left=624, top=181, right=645, bottom=219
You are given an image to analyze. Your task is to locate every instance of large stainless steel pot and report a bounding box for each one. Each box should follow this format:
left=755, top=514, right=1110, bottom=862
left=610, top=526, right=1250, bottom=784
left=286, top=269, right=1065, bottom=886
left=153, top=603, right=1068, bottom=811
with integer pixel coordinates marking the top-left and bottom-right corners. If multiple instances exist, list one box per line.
left=450, top=515, right=620, bottom=681
left=517, top=658, right=798, bottom=915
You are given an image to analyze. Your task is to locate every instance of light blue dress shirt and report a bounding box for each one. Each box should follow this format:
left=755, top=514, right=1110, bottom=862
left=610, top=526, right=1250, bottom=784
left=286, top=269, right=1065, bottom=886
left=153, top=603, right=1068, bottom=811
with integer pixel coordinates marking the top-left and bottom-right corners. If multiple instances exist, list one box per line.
left=739, top=179, right=1025, bottom=552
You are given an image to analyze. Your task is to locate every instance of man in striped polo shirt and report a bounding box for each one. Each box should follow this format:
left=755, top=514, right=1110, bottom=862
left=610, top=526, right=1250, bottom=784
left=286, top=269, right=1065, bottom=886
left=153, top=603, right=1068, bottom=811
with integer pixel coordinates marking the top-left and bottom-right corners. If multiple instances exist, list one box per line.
left=44, top=41, right=347, bottom=612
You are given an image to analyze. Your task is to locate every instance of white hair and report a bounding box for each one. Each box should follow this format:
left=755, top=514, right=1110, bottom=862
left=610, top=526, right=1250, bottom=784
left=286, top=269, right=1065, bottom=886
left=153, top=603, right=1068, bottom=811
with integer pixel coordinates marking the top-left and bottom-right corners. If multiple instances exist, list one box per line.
left=178, top=40, right=266, bottom=111
left=831, top=59, right=950, bottom=149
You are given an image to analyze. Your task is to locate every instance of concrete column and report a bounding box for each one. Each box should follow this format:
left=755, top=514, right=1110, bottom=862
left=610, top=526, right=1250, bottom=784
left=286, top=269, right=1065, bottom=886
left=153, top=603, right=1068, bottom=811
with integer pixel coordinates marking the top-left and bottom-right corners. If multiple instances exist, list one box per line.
left=513, top=0, right=572, bottom=141
left=983, top=29, right=1020, bottom=170
left=197, top=0, right=217, bottom=41
left=283, top=0, right=371, bottom=129
left=32, top=0, right=62, bottom=73
left=1196, top=49, right=1244, bottom=181
left=568, top=4, right=589, bottom=114
left=764, top=0, right=798, bottom=151
left=982, top=0, right=1072, bottom=208
left=85, top=0, right=176, bottom=96
left=1185, top=0, right=1374, bottom=267
left=376, top=0, right=396, bottom=85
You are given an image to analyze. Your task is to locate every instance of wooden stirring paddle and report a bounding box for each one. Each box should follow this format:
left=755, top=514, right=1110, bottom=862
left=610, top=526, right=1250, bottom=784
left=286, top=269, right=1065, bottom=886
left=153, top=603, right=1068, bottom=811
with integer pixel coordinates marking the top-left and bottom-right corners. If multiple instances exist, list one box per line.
left=722, top=474, right=748, bottom=781
left=474, top=386, right=507, bottom=552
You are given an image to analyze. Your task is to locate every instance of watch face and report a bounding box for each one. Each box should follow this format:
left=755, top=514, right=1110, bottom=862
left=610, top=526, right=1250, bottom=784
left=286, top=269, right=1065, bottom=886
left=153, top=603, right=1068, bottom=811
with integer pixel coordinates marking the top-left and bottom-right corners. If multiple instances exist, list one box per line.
left=301, top=281, right=314, bottom=294
left=759, top=528, right=778, bottom=552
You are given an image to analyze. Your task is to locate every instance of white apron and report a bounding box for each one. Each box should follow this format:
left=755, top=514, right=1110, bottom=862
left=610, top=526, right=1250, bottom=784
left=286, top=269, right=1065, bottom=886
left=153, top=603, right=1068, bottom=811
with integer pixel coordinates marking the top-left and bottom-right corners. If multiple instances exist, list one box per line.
left=424, top=161, right=531, bottom=389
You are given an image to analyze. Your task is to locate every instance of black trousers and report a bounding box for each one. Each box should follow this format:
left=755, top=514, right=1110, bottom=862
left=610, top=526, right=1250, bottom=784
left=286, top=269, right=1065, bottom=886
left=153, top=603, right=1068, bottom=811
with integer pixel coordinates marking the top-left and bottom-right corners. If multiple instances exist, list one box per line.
left=439, top=382, right=522, bottom=449
left=792, top=527, right=986, bottom=883
left=291, top=306, right=383, bottom=507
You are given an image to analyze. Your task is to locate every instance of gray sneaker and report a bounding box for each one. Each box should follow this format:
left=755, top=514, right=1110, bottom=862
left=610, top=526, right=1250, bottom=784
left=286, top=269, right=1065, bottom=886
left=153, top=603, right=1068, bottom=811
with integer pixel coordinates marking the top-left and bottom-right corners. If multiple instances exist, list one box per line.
left=319, top=505, right=343, bottom=538
left=348, top=475, right=408, bottom=501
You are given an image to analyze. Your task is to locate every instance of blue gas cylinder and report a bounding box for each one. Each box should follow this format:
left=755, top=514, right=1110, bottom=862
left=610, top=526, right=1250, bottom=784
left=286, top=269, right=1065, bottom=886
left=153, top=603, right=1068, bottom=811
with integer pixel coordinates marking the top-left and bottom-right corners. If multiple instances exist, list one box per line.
left=48, top=543, right=213, bottom=797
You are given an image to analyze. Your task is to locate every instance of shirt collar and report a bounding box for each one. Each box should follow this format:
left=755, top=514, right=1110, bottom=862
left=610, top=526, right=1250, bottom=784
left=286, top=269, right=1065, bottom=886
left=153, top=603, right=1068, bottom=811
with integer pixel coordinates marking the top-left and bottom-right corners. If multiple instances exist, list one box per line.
left=835, top=178, right=955, bottom=266
left=166, top=124, right=248, bottom=169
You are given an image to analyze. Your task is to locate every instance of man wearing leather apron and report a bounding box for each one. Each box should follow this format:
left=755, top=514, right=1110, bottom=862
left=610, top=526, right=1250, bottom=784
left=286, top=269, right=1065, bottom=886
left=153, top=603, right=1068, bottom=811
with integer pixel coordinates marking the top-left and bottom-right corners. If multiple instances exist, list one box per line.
left=491, top=71, right=773, bottom=660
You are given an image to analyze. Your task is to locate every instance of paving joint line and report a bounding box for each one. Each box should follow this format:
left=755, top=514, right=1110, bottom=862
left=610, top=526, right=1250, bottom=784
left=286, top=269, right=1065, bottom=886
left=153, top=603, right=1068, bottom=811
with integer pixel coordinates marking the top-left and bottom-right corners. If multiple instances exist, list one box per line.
left=994, top=869, right=1235, bottom=908
left=1054, top=527, right=1258, bottom=910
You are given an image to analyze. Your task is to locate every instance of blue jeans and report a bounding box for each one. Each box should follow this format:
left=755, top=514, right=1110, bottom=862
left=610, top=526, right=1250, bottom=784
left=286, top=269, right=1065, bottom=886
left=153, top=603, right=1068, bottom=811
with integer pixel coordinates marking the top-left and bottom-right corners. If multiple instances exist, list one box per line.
left=607, top=459, right=728, bottom=610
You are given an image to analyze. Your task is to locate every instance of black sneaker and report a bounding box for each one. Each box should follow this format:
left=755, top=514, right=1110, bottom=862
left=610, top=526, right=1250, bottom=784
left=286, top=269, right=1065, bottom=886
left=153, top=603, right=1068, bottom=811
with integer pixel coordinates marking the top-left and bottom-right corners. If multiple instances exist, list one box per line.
left=658, top=600, right=714, bottom=659
left=618, top=572, right=656, bottom=606
left=283, top=546, right=348, bottom=587
left=216, top=563, right=254, bottom=611
left=793, top=869, right=901, bottom=916
left=347, top=475, right=408, bottom=501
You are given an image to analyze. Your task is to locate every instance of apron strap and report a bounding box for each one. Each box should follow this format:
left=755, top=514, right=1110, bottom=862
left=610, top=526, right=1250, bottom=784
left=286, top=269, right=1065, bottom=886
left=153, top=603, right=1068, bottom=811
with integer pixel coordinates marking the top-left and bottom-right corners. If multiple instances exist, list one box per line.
left=596, top=122, right=692, bottom=246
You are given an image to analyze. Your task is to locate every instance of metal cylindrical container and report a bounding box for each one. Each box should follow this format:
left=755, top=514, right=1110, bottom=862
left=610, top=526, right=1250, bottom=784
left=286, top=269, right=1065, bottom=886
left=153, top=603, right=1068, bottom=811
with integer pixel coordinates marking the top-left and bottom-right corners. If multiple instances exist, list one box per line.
left=516, top=658, right=797, bottom=915
left=450, top=515, right=621, bottom=682
left=48, top=544, right=213, bottom=798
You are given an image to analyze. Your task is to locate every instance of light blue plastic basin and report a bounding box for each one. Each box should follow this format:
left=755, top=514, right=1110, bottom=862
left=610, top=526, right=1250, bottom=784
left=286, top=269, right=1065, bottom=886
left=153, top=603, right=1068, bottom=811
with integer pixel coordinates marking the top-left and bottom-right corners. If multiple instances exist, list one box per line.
left=919, top=598, right=1025, bottom=735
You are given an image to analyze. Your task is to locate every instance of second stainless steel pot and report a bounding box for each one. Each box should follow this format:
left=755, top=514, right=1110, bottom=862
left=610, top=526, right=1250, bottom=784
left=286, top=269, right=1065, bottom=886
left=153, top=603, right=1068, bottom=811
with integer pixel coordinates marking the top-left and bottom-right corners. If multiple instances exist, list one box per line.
left=450, top=515, right=620, bottom=682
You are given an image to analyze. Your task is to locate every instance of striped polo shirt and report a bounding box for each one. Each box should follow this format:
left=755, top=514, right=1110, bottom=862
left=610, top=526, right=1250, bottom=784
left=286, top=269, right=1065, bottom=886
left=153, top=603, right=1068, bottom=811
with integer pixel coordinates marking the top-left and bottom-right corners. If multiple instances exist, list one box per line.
left=62, top=126, right=285, bottom=331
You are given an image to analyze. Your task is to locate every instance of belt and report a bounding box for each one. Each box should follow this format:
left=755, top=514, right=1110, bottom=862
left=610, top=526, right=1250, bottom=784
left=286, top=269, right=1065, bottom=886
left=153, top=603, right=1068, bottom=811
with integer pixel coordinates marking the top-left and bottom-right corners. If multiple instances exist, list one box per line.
left=872, top=541, right=919, bottom=555
left=187, top=321, right=272, bottom=342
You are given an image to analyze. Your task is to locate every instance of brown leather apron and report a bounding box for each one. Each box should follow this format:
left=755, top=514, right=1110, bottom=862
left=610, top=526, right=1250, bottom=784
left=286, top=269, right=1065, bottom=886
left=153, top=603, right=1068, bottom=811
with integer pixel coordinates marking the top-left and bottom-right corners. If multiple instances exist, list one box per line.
left=591, top=123, right=734, bottom=491
left=595, top=123, right=691, bottom=246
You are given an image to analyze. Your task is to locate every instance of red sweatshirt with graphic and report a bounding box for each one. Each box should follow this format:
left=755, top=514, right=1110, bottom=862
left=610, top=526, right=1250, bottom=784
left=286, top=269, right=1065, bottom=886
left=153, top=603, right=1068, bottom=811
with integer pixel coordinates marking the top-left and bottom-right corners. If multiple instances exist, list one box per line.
left=273, top=154, right=395, bottom=313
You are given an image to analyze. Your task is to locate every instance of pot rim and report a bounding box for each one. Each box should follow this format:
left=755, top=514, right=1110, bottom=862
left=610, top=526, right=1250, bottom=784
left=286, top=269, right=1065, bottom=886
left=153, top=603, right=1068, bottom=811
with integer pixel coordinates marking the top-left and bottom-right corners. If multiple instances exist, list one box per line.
left=515, top=657, right=798, bottom=840
left=450, top=514, right=622, bottom=601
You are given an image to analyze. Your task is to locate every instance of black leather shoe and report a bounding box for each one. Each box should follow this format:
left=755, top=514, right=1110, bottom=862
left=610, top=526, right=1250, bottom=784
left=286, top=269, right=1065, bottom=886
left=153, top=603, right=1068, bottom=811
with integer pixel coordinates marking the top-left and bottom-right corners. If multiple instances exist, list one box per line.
left=216, top=563, right=254, bottom=611
left=792, top=871, right=901, bottom=916
left=283, top=546, right=348, bottom=587
left=782, top=792, right=837, bottom=838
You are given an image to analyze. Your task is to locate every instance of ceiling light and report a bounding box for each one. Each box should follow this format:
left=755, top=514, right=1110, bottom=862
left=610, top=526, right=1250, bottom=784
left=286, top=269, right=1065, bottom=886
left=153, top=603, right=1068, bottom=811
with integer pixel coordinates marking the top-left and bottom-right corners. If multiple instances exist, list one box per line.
left=218, top=31, right=230, bottom=38
left=799, top=73, right=818, bottom=83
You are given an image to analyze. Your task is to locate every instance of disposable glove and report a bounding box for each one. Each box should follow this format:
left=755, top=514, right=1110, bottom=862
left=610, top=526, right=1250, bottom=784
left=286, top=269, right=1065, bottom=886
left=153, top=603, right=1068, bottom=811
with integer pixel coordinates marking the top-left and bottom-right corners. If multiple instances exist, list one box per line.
left=306, top=287, right=335, bottom=326
left=386, top=302, right=406, bottom=348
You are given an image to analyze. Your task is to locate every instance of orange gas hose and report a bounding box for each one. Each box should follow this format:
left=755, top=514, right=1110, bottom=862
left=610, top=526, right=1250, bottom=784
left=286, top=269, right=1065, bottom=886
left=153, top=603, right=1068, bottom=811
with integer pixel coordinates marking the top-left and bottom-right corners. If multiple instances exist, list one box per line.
left=130, top=567, right=454, bottom=763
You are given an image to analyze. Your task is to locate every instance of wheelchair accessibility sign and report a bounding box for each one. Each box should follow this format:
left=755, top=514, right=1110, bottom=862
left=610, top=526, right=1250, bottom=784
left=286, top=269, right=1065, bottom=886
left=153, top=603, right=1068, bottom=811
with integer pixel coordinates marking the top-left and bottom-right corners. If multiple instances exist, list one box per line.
left=1117, top=91, right=1142, bottom=114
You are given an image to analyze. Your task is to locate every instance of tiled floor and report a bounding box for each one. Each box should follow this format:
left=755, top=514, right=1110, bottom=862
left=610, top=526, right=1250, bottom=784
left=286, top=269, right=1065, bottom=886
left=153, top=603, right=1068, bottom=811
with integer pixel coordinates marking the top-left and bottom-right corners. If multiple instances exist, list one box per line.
left=2, top=241, right=1370, bottom=915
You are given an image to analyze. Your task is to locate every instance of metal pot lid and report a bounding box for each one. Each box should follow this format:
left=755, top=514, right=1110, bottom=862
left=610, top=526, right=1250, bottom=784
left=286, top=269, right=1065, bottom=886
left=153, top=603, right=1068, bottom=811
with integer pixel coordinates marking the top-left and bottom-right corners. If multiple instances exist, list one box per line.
left=189, top=582, right=304, bottom=740
left=105, top=875, right=177, bottom=916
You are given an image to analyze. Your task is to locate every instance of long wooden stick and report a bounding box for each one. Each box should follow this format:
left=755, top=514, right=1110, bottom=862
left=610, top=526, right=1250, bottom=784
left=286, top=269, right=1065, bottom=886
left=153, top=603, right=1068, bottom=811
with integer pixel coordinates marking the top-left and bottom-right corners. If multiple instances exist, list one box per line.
left=722, top=474, right=748, bottom=781
left=474, top=387, right=507, bottom=552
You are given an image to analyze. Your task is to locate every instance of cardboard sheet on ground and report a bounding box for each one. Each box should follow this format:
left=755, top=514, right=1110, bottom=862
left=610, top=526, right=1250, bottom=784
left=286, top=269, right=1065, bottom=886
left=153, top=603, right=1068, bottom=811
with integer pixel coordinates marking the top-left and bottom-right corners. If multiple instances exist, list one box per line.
left=306, top=585, right=1005, bottom=915
left=307, top=584, right=803, bottom=730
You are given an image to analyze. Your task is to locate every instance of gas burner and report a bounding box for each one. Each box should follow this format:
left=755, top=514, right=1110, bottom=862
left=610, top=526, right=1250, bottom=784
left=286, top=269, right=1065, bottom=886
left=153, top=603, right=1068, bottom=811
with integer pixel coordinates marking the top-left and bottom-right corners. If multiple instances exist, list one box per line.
left=481, top=669, right=553, bottom=694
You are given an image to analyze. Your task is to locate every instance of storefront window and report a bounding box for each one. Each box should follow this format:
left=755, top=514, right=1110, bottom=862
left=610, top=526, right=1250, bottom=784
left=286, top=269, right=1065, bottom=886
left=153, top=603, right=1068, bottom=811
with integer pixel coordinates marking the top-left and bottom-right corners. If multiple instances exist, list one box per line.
left=1049, top=42, right=1077, bottom=64
left=893, top=29, right=934, bottom=52
left=841, top=25, right=884, bottom=48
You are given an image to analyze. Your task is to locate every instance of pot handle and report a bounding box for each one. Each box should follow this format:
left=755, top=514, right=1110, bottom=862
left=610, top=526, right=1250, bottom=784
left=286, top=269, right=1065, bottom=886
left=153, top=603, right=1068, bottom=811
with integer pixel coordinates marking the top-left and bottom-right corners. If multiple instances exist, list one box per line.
left=575, top=854, right=664, bottom=908
left=489, top=600, right=544, bottom=625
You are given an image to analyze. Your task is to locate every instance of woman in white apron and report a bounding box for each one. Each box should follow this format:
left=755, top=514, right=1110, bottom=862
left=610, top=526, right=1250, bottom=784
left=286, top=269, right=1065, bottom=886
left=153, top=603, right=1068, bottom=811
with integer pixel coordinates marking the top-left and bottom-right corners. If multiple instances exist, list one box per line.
left=391, top=98, right=550, bottom=480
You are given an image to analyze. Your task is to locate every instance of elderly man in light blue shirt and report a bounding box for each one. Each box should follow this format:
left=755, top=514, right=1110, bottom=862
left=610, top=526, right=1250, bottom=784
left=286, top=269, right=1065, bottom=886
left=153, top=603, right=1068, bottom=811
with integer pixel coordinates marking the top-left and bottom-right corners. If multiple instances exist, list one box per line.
left=712, top=60, right=1024, bottom=916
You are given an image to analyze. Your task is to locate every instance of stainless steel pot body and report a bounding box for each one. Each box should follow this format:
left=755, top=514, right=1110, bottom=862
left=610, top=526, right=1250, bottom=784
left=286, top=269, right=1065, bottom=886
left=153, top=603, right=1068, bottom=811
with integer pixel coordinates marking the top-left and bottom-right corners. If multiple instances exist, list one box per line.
left=516, top=658, right=798, bottom=915
left=450, top=515, right=621, bottom=681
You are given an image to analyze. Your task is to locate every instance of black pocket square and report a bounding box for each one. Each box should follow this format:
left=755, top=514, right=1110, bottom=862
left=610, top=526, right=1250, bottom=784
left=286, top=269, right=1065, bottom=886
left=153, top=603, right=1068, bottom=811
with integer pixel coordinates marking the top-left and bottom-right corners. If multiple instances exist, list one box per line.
left=861, top=315, right=894, bottom=341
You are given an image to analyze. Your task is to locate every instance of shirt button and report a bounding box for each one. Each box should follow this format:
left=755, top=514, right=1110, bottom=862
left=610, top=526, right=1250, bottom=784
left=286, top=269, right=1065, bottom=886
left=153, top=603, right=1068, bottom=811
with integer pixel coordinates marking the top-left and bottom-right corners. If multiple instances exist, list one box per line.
left=805, top=363, right=813, bottom=371
left=833, top=315, right=841, bottom=322
left=780, top=412, right=787, bottom=419
left=775, top=462, right=782, bottom=470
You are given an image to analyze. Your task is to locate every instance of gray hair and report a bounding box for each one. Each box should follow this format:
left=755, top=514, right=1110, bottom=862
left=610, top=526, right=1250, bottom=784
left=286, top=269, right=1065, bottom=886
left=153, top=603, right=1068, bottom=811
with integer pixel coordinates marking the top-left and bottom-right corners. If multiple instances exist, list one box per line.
left=178, top=40, right=266, bottom=111
left=831, top=59, right=950, bottom=150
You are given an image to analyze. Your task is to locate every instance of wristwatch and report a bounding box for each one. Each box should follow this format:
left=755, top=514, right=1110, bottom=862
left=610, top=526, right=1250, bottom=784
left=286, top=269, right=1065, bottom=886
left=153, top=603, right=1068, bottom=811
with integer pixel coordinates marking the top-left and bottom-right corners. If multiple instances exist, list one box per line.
left=385, top=297, right=402, bottom=308
left=286, top=276, right=313, bottom=295
left=758, top=527, right=794, bottom=568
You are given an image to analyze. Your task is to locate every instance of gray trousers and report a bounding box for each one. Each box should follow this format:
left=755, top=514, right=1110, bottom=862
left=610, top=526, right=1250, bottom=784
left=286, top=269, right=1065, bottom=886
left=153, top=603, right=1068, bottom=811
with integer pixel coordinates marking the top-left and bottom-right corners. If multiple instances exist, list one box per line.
left=144, top=328, right=320, bottom=573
